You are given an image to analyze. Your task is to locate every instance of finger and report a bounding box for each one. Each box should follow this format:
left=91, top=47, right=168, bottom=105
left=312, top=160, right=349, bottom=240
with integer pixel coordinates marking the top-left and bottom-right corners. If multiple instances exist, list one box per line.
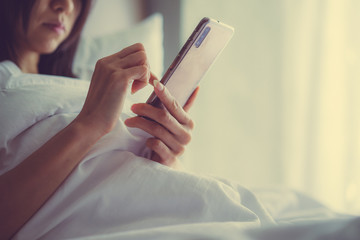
left=120, top=50, right=148, bottom=69
left=97, top=44, right=147, bottom=73
left=117, top=43, right=146, bottom=58
left=150, top=151, right=179, bottom=169
left=150, top=152, right=162, bottom=164
left=124, top=65, right=151, bottom=93
left=153, top=80, right=192, bottom=125
left=129, top=103, right=192, bottom=144
left=125, top=116, right=185, bottom=153
left=183, top=86, right=200, bottom=112
left=131, top=80, right=148, bottom=94
left=131, top=72, right=157, bottom=94
left=146, top=138, right=177, bottom=165
left=103, top=65, right=149, bottom=94
left=149, top=72, right=158, bottom=85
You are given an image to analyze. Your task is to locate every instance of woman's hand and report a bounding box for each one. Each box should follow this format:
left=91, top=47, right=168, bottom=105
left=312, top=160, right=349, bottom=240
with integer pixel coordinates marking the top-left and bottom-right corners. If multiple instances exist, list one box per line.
left=125, top=80, right=199, bottom=168
left=76, top=43, right=155, bottom=137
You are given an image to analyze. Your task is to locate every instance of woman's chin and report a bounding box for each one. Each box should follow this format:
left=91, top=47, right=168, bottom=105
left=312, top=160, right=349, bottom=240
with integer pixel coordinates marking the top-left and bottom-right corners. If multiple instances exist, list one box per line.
left=41, top=49, right=58, bottom=55
left=37, top=40, right=64, bottom=54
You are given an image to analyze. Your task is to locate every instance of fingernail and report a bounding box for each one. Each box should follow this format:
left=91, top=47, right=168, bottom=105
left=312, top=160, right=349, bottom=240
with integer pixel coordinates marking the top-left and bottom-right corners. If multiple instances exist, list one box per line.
left=153, top=80, right=163, bottom=91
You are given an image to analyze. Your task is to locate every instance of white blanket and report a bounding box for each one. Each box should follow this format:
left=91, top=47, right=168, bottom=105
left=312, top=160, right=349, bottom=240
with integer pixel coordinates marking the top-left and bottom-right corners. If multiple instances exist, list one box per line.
left=1, top=61, right=358, bottom=240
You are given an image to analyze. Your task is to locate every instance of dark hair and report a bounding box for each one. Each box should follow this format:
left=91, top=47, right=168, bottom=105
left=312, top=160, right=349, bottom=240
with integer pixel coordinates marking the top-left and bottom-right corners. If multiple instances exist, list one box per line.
left=0, top=0, right=92, bottom=78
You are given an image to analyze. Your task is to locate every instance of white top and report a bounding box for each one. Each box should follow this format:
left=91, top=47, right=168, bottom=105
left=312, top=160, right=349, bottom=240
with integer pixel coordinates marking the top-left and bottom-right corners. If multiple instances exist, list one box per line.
left=0, top=60, right=22, bottom=88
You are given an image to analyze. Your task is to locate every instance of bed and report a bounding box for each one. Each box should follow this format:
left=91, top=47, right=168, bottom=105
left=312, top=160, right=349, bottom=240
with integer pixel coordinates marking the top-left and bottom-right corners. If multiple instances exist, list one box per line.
left=1, top=1, right=359, bottom=239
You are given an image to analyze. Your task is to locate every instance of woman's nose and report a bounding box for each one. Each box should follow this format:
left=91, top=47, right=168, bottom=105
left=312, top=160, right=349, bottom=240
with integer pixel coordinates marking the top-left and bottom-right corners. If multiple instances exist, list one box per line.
left=51, top=0, right=75, bottom=15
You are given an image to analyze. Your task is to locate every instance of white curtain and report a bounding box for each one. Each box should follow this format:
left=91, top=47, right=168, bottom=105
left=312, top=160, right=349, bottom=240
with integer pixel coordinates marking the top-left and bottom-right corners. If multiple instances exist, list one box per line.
left=181, top=0, right=360, bottom=213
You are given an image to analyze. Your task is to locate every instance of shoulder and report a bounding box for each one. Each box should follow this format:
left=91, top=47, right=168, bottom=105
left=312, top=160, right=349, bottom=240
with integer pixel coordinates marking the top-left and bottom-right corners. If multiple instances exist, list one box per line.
left=0, top=60, right=22, bottom=89
left=0, top=60, right=21, bottom=76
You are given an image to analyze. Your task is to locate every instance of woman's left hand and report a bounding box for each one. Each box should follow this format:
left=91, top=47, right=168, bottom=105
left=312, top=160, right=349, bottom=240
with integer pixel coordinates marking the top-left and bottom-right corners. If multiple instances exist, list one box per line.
left=125, top=80, right=199, bottom=168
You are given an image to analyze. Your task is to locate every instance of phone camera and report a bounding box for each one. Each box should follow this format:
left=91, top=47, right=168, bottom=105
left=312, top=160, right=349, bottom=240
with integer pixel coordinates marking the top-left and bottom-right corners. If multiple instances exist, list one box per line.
left=195, top=26, right=211, bottom=48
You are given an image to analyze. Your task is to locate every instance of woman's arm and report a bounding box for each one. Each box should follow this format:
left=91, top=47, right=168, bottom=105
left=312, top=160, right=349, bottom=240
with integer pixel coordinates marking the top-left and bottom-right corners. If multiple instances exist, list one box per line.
left=0, top=43, right=152, bottom=239
left=0, top=119, right=102, bottom=239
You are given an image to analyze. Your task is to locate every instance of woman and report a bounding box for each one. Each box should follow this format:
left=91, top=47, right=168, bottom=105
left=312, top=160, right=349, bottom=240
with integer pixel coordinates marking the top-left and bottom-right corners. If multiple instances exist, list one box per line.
left=0, top=0, right=199, bottom=238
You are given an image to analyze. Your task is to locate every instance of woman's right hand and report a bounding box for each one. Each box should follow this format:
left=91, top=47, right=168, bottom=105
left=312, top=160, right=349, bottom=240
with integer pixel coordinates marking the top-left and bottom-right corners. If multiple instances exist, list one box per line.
left=75, top=43, right=156, bottom=137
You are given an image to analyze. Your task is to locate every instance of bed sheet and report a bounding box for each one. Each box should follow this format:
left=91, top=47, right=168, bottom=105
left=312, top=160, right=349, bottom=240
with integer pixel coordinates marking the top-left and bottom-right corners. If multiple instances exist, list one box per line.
left=1, top=61, right=358, bottom=239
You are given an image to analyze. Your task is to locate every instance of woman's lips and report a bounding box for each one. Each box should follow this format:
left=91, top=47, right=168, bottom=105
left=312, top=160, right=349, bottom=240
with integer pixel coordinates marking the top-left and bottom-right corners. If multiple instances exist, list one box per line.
left=43, top=22, right=65, bottom=35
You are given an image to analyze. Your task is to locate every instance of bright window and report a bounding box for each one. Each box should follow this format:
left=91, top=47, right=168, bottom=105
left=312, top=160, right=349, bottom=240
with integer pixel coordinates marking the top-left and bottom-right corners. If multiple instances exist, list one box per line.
left=181, top=0, right=360, bottom=214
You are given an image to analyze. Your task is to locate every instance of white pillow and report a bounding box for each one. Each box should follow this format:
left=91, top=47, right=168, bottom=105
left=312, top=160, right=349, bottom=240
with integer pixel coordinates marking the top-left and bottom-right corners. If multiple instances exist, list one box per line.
left=73, top=13, right=164, bottom=81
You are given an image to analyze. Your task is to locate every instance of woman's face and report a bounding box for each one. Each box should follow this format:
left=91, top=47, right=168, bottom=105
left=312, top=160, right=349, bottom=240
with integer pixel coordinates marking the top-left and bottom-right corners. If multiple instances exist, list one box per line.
left=17, top=0, right=82, bottom=55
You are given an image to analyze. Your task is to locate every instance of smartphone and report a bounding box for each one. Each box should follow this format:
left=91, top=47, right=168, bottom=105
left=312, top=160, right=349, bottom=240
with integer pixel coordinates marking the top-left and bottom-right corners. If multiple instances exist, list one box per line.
left=146, top=17, right=234, bottom=108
